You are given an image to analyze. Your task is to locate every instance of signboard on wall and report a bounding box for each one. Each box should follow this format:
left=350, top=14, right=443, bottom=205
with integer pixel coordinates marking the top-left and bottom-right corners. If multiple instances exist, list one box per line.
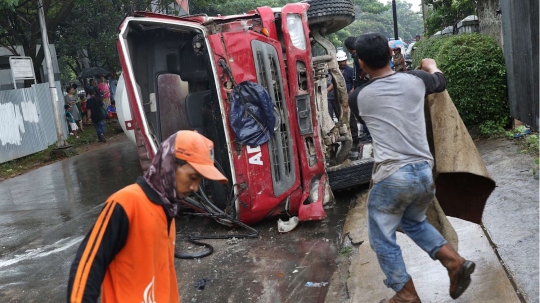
left=9, top=56, right=36, bottom=88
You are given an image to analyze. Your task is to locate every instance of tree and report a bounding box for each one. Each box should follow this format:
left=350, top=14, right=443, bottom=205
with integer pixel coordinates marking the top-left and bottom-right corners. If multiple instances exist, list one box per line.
left=344, top=0, right=423, bottom=41
left=0, top=0, right=418, bottom=81
left=422, top=0, right=476, bottom=36
left=57, top=0, right=182, bottom=80
left=206, top=0, right=285, bottom=15
left=354, top=0, right=388, bottom=14
left=209, top=0, right=388, bottom=17
left=389, top=1, right=424, bottom=40
left=0, top=0, right=19, bottom=8
left=189, top=0, right=227, bottom=15
left=0, top=0, right=75, bottom=84
left=207, top=0, right=389, bottom=49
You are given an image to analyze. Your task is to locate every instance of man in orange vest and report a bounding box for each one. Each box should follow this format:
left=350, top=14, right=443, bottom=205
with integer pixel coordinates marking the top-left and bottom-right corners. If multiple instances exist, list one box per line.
left=67, top=130, right=227, bottom=303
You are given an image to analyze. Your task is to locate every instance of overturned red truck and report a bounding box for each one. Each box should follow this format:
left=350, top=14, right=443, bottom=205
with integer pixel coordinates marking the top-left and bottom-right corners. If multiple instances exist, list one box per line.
left=116, top=0, right=374, bottom=225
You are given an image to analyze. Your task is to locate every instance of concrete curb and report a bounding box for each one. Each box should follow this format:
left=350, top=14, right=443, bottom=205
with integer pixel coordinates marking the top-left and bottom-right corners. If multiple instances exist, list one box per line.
left=325, top=193, right=521, bottom=303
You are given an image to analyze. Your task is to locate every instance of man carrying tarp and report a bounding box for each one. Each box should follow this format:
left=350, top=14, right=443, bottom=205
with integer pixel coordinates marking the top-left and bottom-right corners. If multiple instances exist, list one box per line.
left=349, top=32, right=476, bottom=303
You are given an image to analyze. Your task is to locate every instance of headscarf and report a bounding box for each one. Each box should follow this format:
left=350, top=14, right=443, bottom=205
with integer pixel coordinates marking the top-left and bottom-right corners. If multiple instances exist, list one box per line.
left=143, top=133, right=180, bottom=218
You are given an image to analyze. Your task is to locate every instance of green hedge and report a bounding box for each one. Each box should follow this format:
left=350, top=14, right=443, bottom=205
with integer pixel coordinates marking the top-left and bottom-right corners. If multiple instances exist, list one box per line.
left=412, top=34, right=510, bottom=135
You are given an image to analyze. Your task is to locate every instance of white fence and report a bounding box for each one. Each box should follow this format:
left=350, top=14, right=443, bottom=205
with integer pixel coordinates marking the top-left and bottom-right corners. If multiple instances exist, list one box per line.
left=0, top=82, right=68, bottom=164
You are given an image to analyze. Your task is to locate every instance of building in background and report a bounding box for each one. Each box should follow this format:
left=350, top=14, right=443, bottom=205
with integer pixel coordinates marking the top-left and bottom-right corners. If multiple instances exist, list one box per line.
left=0, top=45, right=60, bottom=91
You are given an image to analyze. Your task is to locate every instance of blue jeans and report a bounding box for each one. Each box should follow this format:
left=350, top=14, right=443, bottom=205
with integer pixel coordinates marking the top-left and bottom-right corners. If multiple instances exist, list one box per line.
left=367, top=161, right=447, bottom=292
left=93, top=120, right=106, bottom=141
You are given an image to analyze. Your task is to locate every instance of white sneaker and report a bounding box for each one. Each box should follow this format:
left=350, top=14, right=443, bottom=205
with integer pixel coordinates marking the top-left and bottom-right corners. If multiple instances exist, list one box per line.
left=69, top=132, right=74, bottom=135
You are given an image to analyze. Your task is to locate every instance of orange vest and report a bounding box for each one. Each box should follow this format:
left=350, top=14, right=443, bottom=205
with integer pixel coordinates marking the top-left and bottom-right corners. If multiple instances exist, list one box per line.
left=69, top=183, right=179, bottom=303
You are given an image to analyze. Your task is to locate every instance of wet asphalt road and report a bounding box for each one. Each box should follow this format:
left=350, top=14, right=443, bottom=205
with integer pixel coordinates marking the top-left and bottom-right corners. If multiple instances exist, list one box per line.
left=0, top=137, right=355, bottom=302
left=0, top=139, right=142, bottom=302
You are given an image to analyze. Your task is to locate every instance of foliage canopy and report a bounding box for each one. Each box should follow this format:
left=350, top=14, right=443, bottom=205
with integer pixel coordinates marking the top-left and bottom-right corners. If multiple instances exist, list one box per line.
left=0, top=0, right=76, bottom=83
left=346, top=0, right=423, bottom=42
left=0, top=0, right=422, bottom=85
left=412, top=33, right=510, bottom=135
left=422, top=0, right=476, bottom=36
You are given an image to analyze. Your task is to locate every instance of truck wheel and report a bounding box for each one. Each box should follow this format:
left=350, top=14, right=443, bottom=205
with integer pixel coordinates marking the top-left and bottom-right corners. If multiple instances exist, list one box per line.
left=327, top=158, right=374, bottom=190
left=305, top=0, right=355, bottom=35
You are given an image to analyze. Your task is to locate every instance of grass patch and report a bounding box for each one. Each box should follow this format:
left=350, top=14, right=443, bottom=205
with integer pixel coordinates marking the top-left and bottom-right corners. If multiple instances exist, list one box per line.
left=66, top=121, right=123, bottom=147
left=339, top=246, right=353, bottom=258
left=0, top=145, right=56, bottom=180
left=524, top=134, right=539, bottom=154
left=505, top=129, right=539, bottom=178
left=513, top=133, right=539, bottom=155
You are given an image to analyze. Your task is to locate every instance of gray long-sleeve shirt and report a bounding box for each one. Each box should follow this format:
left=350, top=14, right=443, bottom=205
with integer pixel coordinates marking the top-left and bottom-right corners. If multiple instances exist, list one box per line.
left=349, top=70, right=447, bottom=183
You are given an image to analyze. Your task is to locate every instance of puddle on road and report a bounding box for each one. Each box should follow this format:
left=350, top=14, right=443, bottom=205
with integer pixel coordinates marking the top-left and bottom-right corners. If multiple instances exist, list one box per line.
left=174, top=190, right=359, bottom=303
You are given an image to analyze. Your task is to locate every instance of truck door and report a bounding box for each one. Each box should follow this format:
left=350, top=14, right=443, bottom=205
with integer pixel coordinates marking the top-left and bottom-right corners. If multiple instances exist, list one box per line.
left=280, top=3, right=327, bottom=220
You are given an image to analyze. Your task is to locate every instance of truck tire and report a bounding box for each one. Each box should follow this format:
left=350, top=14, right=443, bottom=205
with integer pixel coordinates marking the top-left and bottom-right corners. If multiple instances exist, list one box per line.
left=327, top=158, right=374, bottom=190
left=305, top=0, right=355, bottom=35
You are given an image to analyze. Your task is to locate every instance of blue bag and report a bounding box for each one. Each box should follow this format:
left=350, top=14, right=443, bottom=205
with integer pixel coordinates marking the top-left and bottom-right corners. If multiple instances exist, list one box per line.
left=229, top=81, right=276, bottom=147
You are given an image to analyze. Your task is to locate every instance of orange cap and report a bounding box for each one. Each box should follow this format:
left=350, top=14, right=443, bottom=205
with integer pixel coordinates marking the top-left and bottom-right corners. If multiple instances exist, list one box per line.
left=175, top=131, right=228, bottom=184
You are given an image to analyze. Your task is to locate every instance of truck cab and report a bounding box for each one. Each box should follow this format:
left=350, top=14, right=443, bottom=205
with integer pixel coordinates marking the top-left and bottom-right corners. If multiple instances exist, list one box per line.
left=116, top=0, right=373, bottom=225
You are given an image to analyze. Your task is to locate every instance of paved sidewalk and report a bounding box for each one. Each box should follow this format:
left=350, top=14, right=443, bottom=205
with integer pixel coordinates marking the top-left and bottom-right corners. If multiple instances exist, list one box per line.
left=326, top=193, right=521, bottom=303
left=477, top=138, right=539, bottom=303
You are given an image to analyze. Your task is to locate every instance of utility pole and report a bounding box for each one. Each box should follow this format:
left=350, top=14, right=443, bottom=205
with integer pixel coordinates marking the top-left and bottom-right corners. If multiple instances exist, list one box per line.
left=422, top=2, right=429, bottom=36
left=392, top=0, right=399, bottom=40
left=37, top=0, right=71, bottom=150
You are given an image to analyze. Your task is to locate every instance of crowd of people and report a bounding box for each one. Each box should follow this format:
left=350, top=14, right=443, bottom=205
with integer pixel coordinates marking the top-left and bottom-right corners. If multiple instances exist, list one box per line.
left=64, top=72, right=119, bottom=143
left=326, top=36, right=374, bottom=152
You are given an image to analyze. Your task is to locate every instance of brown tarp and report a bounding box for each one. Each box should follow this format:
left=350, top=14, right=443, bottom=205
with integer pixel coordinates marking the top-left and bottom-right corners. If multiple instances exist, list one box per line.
left=425, top=90, right=496, bottom=225
left=425, top=198, right=459, bottom=250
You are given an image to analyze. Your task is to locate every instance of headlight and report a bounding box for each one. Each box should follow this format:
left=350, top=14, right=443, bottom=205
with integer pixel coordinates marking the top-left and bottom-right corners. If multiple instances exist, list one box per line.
left=287, top=14, right=306, bottom=50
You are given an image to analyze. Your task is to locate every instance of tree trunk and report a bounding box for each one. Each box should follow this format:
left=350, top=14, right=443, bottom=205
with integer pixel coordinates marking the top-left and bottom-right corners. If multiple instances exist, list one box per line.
left=32, top=44, right=45, bottom=84
left=476, top=0, right=503, bottom=49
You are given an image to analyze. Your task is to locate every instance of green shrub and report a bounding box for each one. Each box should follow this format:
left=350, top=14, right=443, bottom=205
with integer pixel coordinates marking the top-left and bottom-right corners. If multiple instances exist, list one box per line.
left=412, top=34, right=510, bottom=135
left=525, top=134, right=539, bottom=154
left=411, top=37, right=448, bottom=67
left=479, top=120, right=505, bottom=137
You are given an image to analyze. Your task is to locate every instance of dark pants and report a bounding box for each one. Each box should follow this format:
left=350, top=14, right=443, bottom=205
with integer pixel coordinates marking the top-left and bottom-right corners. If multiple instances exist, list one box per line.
left=328, top=98, right=337, bottom=119
left=331, top=98, right=360, bottom=144
left=93, top=120, right=106, bottom=141
left=350, top=114, right=359, bottom=144
left=353, top=81, right=371, bottom=143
